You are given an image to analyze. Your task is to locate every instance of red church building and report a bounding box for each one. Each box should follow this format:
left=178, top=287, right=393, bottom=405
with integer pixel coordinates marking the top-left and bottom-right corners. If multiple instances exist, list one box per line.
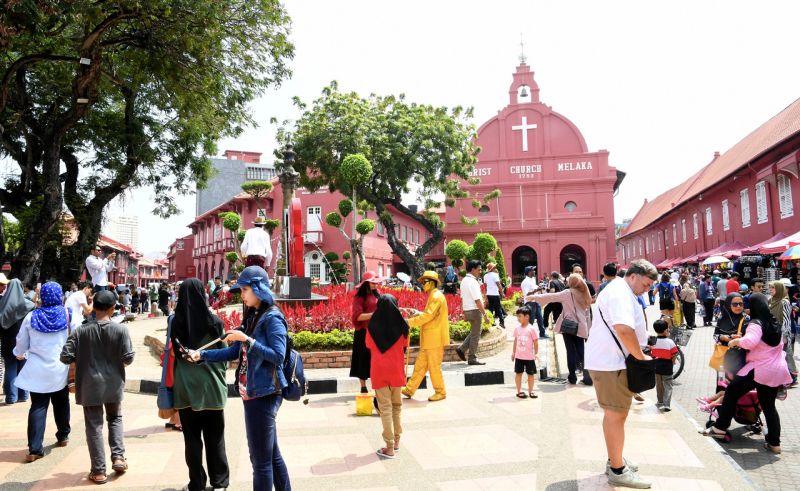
left=444, top=60, right=623, bottom=283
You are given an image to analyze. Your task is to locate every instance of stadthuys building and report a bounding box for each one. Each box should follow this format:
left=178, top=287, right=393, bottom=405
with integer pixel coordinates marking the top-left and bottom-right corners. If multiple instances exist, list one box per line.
left=444, top=61, right=624, bottom=283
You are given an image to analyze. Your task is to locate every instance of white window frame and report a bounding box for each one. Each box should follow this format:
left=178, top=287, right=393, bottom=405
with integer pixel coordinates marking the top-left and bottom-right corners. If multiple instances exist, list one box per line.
left=664, top=228, right=670, bottom=249
left=693, top=213, right=699, bottom=239
left=756, top=181, right=768, bottom=224
left=306, top=206, right=323, bottom=232
left=657, top=233, right=661, bottom=251
left=672, top=223, right=677, bottom=246
left=638, top=239, right=643, bottom=256
left=722, top=200, right=730, bottom=231
left=645, top=237, right=649, bottom=254
left=706, top=207, right=713, bottom=235
left=778, top=174, right=794, bottom=219
left=681, top=219, right=687, bottom=243
left=741, top=188, right=751, bottom=228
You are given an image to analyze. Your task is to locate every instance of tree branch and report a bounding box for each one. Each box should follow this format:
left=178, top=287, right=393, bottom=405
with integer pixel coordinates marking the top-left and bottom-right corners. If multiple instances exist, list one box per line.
left=0, top=54, right=78, bottom=116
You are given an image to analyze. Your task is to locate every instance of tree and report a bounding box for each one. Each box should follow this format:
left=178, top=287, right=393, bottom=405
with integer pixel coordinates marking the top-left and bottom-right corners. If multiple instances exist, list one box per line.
left=445, top=239, right=469, bottom=269
left=241, top=181, right=275, bottom=218
left=494, top=246, right=508, bottom=288
left=324, top=197, right=375, bottom=284
left=0, top=1, right=294, bottom=282
left=278, top=82, right=491, bottom=280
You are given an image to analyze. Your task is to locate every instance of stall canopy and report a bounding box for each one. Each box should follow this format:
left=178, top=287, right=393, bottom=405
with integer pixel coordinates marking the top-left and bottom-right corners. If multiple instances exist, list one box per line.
left=758, top=230, right=800, bottom=255
left=656, top=258, right=679, bottom=269
left=741, top=232, right=788, bottom=255
left=698, top=241, right=750, bottom=260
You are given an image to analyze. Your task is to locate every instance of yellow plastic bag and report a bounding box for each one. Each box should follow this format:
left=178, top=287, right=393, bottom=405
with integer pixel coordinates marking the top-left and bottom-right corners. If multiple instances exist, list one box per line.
left=355, top=394, right=374, bottom=416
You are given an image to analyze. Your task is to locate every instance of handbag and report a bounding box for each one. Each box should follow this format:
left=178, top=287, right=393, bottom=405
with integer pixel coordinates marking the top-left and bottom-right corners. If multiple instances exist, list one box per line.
left=157, top=315, right=175, bottom=417
left=708, top=318, right=744, bottom=370
left=598, top=309, right=656, bottom=393
left=723, top=346, right=747, bottom=374
left=65, top=307, right=77, bottom=394
left=560, top=290, right=580, bottom=336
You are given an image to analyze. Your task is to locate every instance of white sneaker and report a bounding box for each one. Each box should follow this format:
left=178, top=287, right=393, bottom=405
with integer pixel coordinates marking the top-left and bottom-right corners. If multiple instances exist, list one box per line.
left=607, top=466, right=651, bottom=489
left=606, top=458, right=639, bottom=474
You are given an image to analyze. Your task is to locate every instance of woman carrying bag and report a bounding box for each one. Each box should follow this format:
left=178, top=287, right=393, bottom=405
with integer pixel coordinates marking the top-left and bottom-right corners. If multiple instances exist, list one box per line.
left=0, top=278, right=34, bottom=403
left=527, top=273, right=592, bottom=385
left=704, top=293, right=790, bottom=453
left=171, top=279, right=229, bottom=491
left=709, top=293, right=747, bottom=389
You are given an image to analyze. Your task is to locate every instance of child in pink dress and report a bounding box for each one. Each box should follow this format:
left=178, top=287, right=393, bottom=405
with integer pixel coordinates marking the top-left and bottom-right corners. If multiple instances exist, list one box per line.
left=511, top=306, right=539, bottom=398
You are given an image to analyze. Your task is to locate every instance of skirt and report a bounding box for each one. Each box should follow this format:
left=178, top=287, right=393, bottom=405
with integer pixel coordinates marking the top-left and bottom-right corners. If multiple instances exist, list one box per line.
left=349, top=329, right=371, bottom=380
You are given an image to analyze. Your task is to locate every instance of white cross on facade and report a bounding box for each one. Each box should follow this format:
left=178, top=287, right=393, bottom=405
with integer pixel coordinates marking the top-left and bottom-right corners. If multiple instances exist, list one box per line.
left=511, top=116, right=537, bottom=152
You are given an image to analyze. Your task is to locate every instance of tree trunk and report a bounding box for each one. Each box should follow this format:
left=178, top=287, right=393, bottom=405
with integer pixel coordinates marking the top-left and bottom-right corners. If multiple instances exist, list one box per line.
left=11, top=141, right=63, bottom=283
left=350, top=237, right=361, bottom=284
left=0, top=201, right=5, bottom=264
left=356, top=236, right=366, bottom=281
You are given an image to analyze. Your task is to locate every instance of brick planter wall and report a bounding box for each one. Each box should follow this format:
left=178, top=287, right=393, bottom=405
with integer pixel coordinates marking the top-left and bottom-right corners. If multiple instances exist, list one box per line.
left=300, top=326, right=506, bottom=369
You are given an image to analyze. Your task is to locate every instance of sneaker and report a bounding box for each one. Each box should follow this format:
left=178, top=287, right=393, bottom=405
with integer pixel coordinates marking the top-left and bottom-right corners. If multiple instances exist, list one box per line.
left=661, top=406, right=671, bottom=412
left=606, top=458, right=639, bottom=474
left=25, top=453, right=44, bottom=463
left=607, top=466, right=651, bottom=489
left=655, top=403, right=663, bottom=410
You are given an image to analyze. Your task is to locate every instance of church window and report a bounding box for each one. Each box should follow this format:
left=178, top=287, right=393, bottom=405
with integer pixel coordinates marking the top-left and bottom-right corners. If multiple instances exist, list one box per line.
left=564, top=201, right=577, bottom=212
left=706, top=207, right=713, bottom=235
left=693, top=213, right=699, bottom=239
left=722, top=200, right=730, bottom=231
left=740, top=189, right=751, bottom=228
left=479, top=205, right=491, bottom=214
left=755, top=181, right=768, bottom=224
left=778, top=174, right=794, bottom=219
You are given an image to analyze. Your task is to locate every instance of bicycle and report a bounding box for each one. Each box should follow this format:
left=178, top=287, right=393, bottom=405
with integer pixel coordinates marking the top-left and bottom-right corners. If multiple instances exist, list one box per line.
left=669, top=326, right=691, bottom=379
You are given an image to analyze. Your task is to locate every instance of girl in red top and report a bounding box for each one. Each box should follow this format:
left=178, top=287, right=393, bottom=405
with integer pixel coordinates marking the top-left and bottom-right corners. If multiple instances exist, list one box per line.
left=365, top=294, right=409, bottom=459
left=351, top=272, right=382, bottom=393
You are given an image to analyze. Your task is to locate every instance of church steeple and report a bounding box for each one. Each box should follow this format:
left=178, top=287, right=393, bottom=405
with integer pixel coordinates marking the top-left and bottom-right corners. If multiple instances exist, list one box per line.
left=508, top=60, right=540, bottom=105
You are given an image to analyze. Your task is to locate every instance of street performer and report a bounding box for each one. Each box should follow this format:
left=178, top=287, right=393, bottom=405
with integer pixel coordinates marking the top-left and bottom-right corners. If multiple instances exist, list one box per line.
left=240, top=216, right=273, bottom=274
left=401, top=271, right=449, bottom=402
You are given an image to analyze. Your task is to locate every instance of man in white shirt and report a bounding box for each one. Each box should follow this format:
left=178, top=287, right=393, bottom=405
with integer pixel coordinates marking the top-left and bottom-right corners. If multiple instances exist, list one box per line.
left=520, top=266, right=546, bottom=337
left=65, top=281, right=93, bottom=326
left=456, top=260, right=490, bottom=365
left=483, top=263, right=505, bottom=328
left=585, top=259, right=657, bottom=489
left=85, top=246, right=116, bottom=292
left=240, top=217, right=273, bottom=274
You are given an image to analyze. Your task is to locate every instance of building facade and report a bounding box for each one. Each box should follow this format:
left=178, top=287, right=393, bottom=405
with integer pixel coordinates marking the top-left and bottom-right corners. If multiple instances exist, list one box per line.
left=104, top=216, right=139, bottom=250
left=196, top=149, right=278, bottom=216
left=189, top=182, right=428, bottom=284
left=137, top=256, right=168, bottom=288
left=167, top=234, right=195, bottom=283
left=443, top=61, right=623, bottom=283
left=618, top=97, right=800, bottom=267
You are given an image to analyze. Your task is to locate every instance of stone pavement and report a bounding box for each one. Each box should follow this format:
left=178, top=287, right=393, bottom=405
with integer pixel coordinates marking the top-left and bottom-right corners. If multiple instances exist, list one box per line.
left=662, top=305, right=800, bottom=491
left=0, top=373, right=753, bottom=490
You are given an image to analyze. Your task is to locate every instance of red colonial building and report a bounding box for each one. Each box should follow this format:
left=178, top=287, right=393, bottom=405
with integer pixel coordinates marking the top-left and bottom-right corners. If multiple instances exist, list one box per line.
left=618, top=97, right=800, bottom=268
left=167, top=234, right=195, bottom=282
left=444, top=61, right=623, bottom=283
left=189, top=181, right=429, bottom=284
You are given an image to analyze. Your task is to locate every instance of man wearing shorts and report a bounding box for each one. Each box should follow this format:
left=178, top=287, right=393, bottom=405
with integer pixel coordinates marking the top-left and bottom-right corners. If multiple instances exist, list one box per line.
left=585, top=259, right=657, bottom=489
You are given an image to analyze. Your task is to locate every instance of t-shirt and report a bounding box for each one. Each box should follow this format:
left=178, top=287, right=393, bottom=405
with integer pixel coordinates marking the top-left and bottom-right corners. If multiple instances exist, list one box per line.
left=484, top=271, right=502, bottom=296
left=460, top=274, right=483, bottom=311
left=513, top=325, right=538, bottom=361
left=716, top=279, right=728, bottom=299
left=65, top=291, right=89, bottom=326
left=520, top=276, right=539, bottom=297
left=585, top=277, right=647, bottom=371
left=651, top=335, right=678, bottom=375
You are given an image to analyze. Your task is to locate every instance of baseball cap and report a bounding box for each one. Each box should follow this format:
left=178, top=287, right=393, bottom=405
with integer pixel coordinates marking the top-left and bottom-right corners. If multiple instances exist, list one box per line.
left=93, top=290, right=117, bottom=310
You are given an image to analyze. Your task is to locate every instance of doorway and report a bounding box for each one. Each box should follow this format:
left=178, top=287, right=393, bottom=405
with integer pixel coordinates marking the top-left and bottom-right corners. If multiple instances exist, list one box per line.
left=511, top=246, right=538, bottom=285
left=559, top=244, right=586, bottom=276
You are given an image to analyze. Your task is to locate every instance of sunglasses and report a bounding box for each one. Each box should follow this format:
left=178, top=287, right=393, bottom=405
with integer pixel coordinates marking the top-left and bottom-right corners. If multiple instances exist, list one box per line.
left=731, top=302, right=744, bottom=306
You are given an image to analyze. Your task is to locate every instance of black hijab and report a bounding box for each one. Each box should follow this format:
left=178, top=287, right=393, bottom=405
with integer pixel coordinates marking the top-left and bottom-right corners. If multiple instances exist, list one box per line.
left=715, top=293, right=746, bottom=337
left=367, top=294, right=409, bottom=354
left=748, top=292, right=782, bottom=347
left=171, top=278, right=222, bottom=349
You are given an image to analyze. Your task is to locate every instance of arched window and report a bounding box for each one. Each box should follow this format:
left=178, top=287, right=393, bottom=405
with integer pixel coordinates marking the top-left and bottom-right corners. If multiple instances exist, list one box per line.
left=564, top=201, right=577, bottom=212
left=478, top=205, right=490, bottom=214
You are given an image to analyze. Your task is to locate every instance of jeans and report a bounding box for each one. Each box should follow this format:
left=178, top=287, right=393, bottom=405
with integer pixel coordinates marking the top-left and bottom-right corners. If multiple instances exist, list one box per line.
left=655, top=374, right=673, bottom=407
left=28, top=387, right=70, bottom=455
left=525, top=302, right=545, bottom=337
left=562, top=333, right=588, bottom=384
left=243, top=394, right=291, bottom=491
left=179, top=408, right=230, bottom=491
left=486, top=295, right=505, bottom=325
left=714, top=370, right=781, bottom=446
left=84, top=403, right=125, bottom=474
left=1, top=357, right=28, bottom=403
left=682, top=300, right=696, bottom=328
left=458, top=310, right=483, bottom=361
left=703, top=298, right=715, bottom=325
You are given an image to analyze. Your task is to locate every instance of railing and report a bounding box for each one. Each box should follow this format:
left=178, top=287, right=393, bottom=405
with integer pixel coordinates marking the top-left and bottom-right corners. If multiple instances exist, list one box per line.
left=303, top=231, right=323, bottom=244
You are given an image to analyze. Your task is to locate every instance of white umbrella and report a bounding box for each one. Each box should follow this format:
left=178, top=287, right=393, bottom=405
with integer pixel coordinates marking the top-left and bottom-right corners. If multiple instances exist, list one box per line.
left=702, top=255, right=730, bottom=265
left=396, top=272, right=411, bottom=283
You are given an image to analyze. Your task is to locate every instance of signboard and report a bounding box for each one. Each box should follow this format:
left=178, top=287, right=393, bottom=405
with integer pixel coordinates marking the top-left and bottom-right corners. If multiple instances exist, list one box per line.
left=186, top=265, right=196, bottom=276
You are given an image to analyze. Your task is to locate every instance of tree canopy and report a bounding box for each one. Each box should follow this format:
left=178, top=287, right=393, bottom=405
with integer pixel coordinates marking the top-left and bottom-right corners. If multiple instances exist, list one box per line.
left=0, top=0, right=294, bottom=282
left=279, top=81, right=483, bottom=278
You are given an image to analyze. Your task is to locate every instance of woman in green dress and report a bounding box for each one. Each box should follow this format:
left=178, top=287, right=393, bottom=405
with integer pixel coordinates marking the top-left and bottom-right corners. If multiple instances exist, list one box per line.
left=171, top=279, right=230, bottom=491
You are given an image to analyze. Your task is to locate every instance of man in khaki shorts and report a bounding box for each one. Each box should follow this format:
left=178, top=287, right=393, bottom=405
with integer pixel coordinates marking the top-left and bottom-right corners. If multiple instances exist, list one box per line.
left=585, top=259, right=657, bottom=489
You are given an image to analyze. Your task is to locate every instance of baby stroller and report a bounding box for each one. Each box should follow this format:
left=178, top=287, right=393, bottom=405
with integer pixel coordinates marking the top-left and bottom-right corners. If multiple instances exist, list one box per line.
left=700, top=372, right=763, bottom=442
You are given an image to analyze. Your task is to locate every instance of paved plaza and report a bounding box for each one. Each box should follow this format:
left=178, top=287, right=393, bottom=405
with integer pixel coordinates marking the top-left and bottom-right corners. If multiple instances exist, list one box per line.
left=0, top=309, right=758, bottom=491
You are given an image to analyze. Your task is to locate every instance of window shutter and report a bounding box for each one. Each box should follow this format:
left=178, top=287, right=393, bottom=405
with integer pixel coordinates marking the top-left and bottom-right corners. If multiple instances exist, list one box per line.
left=740, top=189, right=751, bottom=228
left=693, top=213, right=699, bottom=239
left=681, top=219, right=686, bottom=242
left=722, top=200, right=730, bottom=231
left=756, top=181, right=768, bottom=224
left=778, top=174, right=794, bottom=219
left=706, top=207, right=712, bottom=235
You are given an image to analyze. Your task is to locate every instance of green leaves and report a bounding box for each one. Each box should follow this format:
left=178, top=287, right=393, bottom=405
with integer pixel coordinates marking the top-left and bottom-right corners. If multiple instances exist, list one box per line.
left=218, top=212, right=241, bottom=232
left=337, top=199, right=353, bottom=218
left=325, top=211, right=342, bottom=228
left=355, top=218, right=375, bottom=236
left=241, top=180, right=274, bottom=198
left=339, top=153, right=372, bottom=187
left=445, top=239, right=469, bottom=262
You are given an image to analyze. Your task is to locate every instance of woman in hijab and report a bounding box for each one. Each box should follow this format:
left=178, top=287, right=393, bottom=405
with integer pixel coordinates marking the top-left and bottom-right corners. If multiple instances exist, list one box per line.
left=705, top=293, right=790, bottom=453
left=443, top=265, right=458, bottom=295
left=768, top=280, right=796, bottom=385
left=0, top=278, right=34, bottom=403
left=189, top=266, right=290, bottom=490
left=12, top=282, right=71, bottom=461
left=365, top=294, right=409, bottom=458
left=170, top=278, right=229, bottom=491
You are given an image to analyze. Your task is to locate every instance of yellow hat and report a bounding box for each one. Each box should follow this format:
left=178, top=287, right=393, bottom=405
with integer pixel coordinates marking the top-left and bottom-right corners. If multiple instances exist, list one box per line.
left=417, top=270, right=440, bottom=285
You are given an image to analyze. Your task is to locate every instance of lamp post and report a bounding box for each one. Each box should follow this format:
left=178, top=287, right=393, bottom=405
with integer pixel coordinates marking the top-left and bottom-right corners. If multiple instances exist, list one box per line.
left=276, top=144, right=299, bottom=283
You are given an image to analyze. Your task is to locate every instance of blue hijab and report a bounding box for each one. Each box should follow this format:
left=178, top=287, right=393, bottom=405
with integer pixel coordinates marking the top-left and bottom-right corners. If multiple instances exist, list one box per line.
left=31, top=282, right=69, bottom=333
left=445, top=265, right=457, bottom=282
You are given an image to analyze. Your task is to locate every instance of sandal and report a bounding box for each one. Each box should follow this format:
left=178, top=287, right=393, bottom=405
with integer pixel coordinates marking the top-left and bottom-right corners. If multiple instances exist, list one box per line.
left=764, top=443, right=782, bottom=454
left=172, top=424, right=183, bottom=432
left=88, top=472, right=107, bottom=484
left=112, top=458, right=128, bottom=473
left=529, top=392, right=538, bottom=398
left=702, top=427, right=727, bottom=439
left=516, top=392, right=528, bottom=399
left=376, top=448, right=395, bottom=459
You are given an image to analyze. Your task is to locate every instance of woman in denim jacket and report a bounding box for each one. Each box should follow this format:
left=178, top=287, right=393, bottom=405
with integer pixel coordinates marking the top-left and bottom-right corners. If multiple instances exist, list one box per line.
left=189, top=266, right=290, bottom=490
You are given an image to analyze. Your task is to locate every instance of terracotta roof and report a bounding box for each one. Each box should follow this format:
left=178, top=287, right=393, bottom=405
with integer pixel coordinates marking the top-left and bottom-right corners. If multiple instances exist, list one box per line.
left=621, top=97, right=800, bottom=237
left=98, top=234, right=134, bottom=253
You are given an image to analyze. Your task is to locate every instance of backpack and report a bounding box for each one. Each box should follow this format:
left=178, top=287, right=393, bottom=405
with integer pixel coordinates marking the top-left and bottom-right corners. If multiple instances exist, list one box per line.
left=281, top=334, right=307, bottom=401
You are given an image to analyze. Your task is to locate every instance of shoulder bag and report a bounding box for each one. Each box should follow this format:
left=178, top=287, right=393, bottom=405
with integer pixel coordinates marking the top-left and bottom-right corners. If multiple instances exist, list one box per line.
left=708, top=317, right=743, bottom=371
left=560, top=290, right=580, bottom=336
left=722, top=318, right=749, bottom=374
left=598, top=308, right=656, bottom=393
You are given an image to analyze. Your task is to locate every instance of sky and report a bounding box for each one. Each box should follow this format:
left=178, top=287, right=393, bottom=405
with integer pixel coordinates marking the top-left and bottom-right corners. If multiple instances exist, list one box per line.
left=110, top=0, right=800, bottom=256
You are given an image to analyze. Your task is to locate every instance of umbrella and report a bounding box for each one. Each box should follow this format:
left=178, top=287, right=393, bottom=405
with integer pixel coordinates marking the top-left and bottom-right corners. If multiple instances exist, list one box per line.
left=702, top=255, right=731, bottom=265
left=779, top=244, right=800, bottom=261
